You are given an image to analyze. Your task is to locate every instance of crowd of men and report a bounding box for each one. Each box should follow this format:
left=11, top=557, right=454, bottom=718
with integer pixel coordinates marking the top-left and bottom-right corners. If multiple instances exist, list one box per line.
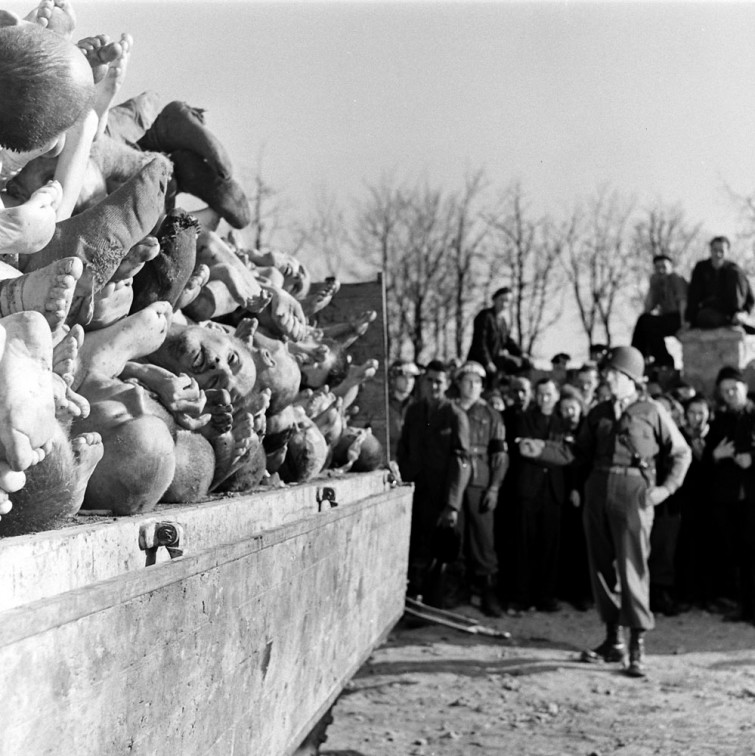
left=0, top=0, right=384, bottom=537
left=392, top=234, right=755, bottom=678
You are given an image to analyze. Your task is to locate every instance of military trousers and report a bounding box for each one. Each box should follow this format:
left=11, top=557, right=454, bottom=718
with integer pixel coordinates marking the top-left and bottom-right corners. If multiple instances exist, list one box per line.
left=583, top=470, right=655, bottom=630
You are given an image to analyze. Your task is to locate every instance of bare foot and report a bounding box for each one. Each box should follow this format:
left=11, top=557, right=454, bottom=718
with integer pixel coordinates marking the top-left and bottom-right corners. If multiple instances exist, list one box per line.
left=76, top=300, right=172, bottom=382
left=175, top=263, right=210, bottom=310
left=25, top=0, right=76, bottom=37
left=67, top=431, right=104, bottom=510
left=300, top=277, right=340, bottom=318
left=52, top=370, right=89, bottom=420
left=209, top=410, right=256, bottom=492
left=88, top=278, right=133, bottom=331
left=52, top=322, right=83, bottom=386
left=0, top=180, right=62, bottom=255
left=0, top=311, right=57, bottom=471
left=321, top=309, right=377, bottom=348
left=0, top=256, right=82, bottom=336
left=113, top=236, right=159, bottom=281
left=0, top=461, right=26, bottom=522
left=78, top=33, right=133, bottom=135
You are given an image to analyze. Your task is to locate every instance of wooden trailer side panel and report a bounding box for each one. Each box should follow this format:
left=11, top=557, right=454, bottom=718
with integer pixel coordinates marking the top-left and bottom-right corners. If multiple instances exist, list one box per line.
left=0, top=487, right=412, bottom=756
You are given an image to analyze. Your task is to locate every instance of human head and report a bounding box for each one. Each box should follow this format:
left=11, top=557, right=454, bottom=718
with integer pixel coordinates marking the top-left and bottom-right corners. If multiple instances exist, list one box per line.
left=298, top=337, right=349, bottom=391
left=603, top=346, right=645, bottom=401
left=455, top=361, right=486, bottom=405
left=420, top=359, right=449, bottom=401
left=535, top=378, right=560, bottom=416
left=558, top=385, right=584, bottom=430
left=684, top=395, right=710, bottom=431
left=250, top=329, right=302, bottom=415
left=0, top=21, right=95, bottom=153
left=652, top=254, right=673, bottom=276
left=75, top=378, right=177, bottom=515
left=148, top=322, right=257, bottom=407
left=507, top=376, right=531, bottom=409
left=492, top=286, right=512, bottom=313
left=574, top=364, right=599, bottom=402
left=389, top=359, right=421, bottom=399
left=716, top=365, right=747, bottom=410
left=588, top=344, right=608, bottom=366
left=709, top=236, right=730, bottom=270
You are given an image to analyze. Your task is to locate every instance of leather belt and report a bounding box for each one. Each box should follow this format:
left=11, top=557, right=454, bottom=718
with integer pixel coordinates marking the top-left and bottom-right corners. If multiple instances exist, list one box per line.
left=595, top=465, right=648, bottom=477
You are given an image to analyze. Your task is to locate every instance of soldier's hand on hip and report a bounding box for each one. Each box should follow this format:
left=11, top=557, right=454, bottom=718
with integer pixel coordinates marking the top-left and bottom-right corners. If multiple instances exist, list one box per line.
left=479, top=488, right=498, bottom=513
left=646, top=485, right=669, bottom=508
left=735, top=452, right=752, bottom=469
left=437, top=505, right=458, bottom=529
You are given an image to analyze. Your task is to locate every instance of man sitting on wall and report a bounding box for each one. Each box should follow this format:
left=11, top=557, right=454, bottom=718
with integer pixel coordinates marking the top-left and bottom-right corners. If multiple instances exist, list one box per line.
left=685, top=236, right=754, bottom=331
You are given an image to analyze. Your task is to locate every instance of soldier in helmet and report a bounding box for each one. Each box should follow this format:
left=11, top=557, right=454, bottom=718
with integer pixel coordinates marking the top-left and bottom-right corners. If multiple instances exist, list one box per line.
left=518, top=346, right=691, bottom=678
left=453, top=361, right=509, bottom=616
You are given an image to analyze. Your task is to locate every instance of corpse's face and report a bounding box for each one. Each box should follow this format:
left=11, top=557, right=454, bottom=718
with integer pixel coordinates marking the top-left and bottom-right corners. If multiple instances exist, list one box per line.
left=149, top=324, right=256, bottom=404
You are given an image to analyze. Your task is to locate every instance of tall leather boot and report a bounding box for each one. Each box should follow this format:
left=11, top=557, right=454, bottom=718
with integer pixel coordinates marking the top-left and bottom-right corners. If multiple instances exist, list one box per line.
left=580, top=623, right=626, bottom=664
left=625, top=628, right=646, bottom=677
left=480, top=575, right=503, bottom=618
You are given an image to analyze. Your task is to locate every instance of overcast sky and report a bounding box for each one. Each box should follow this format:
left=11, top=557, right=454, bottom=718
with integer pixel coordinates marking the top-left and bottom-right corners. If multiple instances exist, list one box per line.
left=7, top=0, right=755, bottom=360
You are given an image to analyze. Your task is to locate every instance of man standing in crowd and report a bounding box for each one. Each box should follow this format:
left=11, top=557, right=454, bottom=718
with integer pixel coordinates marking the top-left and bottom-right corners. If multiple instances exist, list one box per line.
left=549, top=352, right=571, bottom=386
left=453, top=361, right=508, bottom=617
left=397, top=360, right=470, bottom=606
left=573, top=363, right=601, bottom=409
left=631, top=254, right=688, bottom=367
left=467, top=287, right=531, bottom=384
left=703, top=366, right=755, bottom=620
left=519, top=346, right=690, bottom=677
left=686, top=236, right=754, bottom=330
left=511, top=377, right=567, bottom=613
left=387, top=359, right=420, bottom=460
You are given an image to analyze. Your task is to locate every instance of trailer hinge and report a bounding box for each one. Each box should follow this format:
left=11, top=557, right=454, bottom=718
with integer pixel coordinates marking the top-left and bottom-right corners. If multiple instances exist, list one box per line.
left=139, top=520, right=185, bottom=565
left=316, top=487, right=337, bottom=511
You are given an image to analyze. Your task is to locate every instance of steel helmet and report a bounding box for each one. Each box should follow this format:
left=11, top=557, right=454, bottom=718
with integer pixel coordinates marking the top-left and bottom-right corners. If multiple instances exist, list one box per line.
left=605, top=346, right=645, bottom=384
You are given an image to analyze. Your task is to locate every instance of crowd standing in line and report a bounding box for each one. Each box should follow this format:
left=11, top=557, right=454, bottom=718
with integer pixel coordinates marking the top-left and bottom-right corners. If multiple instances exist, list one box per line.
left=0, top=0, right=385, bottom=537
left=395, top=234, right=755, bottom=678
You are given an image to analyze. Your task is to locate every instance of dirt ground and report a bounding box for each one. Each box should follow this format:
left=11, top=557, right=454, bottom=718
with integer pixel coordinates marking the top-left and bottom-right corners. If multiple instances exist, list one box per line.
left=321, top=603, right=755, bottom=756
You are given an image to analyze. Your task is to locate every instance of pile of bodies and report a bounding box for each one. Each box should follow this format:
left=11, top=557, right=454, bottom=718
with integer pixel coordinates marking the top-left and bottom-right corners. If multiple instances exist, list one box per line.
left=0, top=0, right=383, bottom=537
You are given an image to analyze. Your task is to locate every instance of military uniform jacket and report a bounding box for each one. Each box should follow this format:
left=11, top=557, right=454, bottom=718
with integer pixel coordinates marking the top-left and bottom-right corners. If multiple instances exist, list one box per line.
left=459, top=399, right=507, bottom=489
left=397, top=397, right=471, bottom=511
left=538, top=398, right=691, bottom=495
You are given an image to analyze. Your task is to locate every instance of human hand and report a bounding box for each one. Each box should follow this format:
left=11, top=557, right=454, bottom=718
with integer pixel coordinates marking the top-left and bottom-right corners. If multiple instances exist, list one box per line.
left=569, top=490, right=581, bottom=508
left=712, top=438, right=735, bottom=461
left=645, top=486, right=669, bottom=508
left=436, top=505, right=459, bottom=529
left=735, top=452, right=752, bottom=470
left=479, top=488, right=498, bottom=513
left=518, top=438, right=545, bottom=458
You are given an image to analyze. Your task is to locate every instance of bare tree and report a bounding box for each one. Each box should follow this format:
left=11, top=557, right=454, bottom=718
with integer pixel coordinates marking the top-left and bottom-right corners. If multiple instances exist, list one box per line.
left=628, top=202, right=703, bottom=308
left=484, top=183, right=565, bottom=355
left=562, top=187, right=636, bottom=348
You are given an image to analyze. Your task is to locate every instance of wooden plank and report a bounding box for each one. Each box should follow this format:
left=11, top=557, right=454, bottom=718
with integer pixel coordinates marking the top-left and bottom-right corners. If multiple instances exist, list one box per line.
left=0, top=486, right=413, bottom=756
left=315, top=275, right=390, bottom=459
left=0, top=470, right=391, bottom=612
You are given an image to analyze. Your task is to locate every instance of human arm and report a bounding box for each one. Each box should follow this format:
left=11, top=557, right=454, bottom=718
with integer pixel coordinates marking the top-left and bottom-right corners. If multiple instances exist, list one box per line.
left=480, top=411, right=508, bottom=513
left=649, top=402, right=692, bottom=505
left=119, top=362, right=210, bottom=430
left=54, top=109, right=99, bottom=220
